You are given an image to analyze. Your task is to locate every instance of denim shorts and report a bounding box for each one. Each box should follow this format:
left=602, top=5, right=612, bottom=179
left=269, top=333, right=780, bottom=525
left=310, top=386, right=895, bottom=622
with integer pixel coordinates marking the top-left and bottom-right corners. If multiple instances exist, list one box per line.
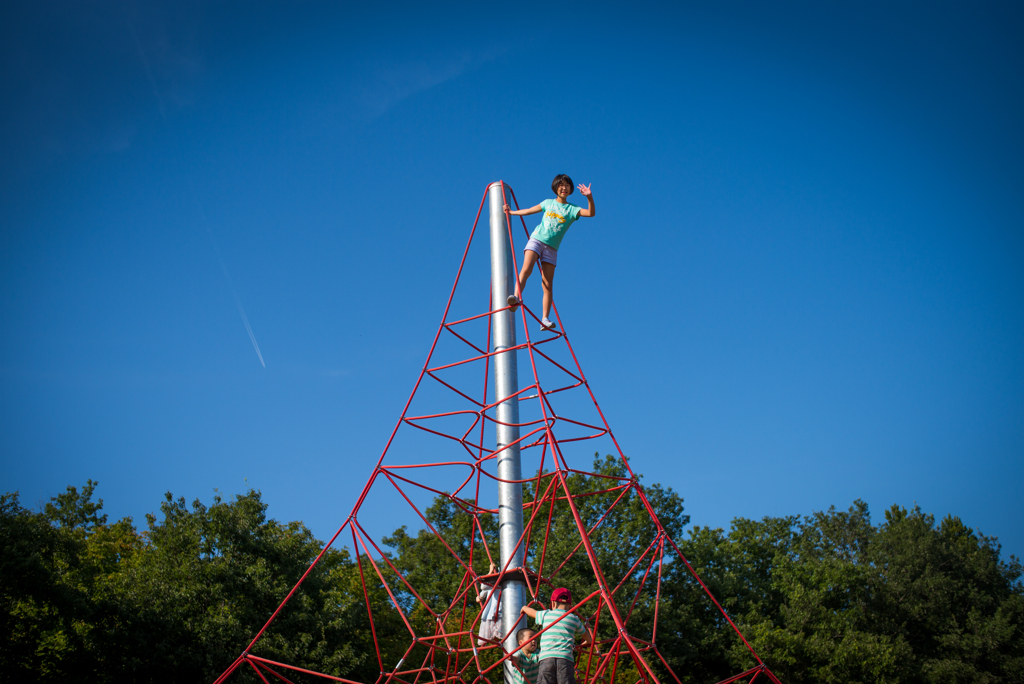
left=525, top=238, right=558, bottom=266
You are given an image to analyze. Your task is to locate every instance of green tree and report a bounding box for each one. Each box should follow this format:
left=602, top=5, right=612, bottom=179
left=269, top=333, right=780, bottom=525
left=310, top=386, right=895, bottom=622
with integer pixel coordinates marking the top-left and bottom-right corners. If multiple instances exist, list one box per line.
left=868, top=505, right=1024, bottom=682
left=6, top=477, right=1021, bottom=684
left=95, top=488, right=381, bottom=683
left=0, top=482, right=387, bottom=684
left=661, top=501, right=1024, bottom=684
left=0, top=482, right=113, bottom=681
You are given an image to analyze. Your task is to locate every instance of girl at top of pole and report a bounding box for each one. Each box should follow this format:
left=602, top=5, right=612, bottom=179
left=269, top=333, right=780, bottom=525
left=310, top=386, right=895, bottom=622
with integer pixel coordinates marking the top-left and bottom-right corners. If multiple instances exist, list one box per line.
left=504, top=174, right=595, bottom=331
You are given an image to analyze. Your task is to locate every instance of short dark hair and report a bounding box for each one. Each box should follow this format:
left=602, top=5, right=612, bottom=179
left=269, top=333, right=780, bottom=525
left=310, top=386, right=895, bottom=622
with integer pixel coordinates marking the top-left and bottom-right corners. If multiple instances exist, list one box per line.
left=516, top=628, right=535, bottom=643
left=551, top=174, right=574, bottom=195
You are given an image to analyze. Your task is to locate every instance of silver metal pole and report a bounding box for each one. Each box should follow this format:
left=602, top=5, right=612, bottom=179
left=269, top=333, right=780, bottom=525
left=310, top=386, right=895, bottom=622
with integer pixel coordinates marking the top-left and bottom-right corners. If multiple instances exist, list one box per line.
left=487, top=181, right=526, bottom=671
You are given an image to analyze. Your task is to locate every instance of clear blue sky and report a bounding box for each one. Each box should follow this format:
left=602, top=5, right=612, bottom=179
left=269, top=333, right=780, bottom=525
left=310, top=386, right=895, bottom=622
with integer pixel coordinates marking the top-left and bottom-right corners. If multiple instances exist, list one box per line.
left=2, top=1, right=1022, bottom=561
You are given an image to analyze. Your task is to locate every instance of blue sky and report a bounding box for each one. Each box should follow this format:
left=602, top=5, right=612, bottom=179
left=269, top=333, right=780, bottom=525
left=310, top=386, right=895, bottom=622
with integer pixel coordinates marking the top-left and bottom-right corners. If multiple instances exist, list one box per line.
left=2, top=1, right=1022, bottom=561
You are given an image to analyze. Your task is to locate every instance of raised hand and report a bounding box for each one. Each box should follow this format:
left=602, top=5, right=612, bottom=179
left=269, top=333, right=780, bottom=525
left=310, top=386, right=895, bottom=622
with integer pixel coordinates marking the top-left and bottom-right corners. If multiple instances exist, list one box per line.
left=577, top=183, right=592, bottom=196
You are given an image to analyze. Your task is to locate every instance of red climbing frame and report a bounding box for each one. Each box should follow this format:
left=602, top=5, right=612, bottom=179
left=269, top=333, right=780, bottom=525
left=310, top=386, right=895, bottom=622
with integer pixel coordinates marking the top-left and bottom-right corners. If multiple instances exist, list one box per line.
left=213, top=183, right=781, bottom=684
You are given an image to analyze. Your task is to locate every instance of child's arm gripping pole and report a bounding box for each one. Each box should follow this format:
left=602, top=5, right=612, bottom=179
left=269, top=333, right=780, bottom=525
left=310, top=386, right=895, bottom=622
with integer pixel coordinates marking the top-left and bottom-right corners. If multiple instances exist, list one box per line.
left=506, top=203, right=544, bottom=217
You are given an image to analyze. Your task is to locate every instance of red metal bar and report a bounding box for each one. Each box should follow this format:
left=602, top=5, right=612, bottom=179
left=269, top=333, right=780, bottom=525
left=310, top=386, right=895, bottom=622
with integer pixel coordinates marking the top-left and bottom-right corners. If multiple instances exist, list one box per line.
left=547, top=480, right=637, bottom=581
left=252, top=660, right=298, bottom=684
left=527, top=345, right=583, bottom=384
left=652, top=539, right=665, bottom=643
left=383, top=467, right=479, bottom=512
left=550, top=467, right=664, bottom=684
left=352, top=524, right=419, bottom=637
left=355, top=520, right=445, bottom=622
left=442, top=324, right=488, bottom=357
left=380, top=474, right=474, bottom=587
left=246, top=659, right=272, bottom=684
left=352, top=526, right=385, bottom=673
left=659, top=530, right=763, bottom=664
left=623, top=537, right=661, bottom=626
left=402, top=414, right=483, bottom=447
left=710, top=665, right=764, bottom=684
left=536, top=470, right=559, bottom=582
left=543, top=414, right=608, bottom=434
left=212, top=655, right=245, bottom=684
left=581, top=594, right=605, bottom=684
left=241, top=516, right=352, bottom=652
left=381, top=641, right=417, bottom=684
left=651, top=647, right=684, bottom=684
left=426, top=342, right=531, bottom=374
left=536, top=467, right=629, bottom=484
left=608, top=637, right=622, bottom=684
left=587, top=638, right=620, bottom=683
left=443, top=304, right=514, bottom=329
left=424, top=371, right=486, bottom=408
left=609, top=532, right=662, bottom=598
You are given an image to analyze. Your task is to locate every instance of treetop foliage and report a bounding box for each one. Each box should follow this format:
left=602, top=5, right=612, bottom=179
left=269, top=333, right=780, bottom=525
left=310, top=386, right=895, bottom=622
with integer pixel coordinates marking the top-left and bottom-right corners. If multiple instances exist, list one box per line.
left=2, top=461, right=1021, bottom=683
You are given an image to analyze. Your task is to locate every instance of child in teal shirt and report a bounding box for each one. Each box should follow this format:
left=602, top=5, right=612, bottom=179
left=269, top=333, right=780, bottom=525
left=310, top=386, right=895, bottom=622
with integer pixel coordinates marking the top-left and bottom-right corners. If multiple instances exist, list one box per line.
left=505, top=174, right=596, bottom=331
left=509, top=628, right=541, bottom=684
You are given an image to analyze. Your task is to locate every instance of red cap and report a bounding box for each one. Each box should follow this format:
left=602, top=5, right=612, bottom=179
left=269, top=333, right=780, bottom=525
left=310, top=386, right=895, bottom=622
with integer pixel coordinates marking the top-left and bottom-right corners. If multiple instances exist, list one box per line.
left=551, top=588, right=572, bottom=604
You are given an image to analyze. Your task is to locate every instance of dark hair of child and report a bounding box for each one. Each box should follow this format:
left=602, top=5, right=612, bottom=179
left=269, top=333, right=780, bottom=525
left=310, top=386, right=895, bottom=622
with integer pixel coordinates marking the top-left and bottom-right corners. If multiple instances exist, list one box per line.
left=551, top=174, right=574, bottom=195
left=516, top=627, right=533, bottom=643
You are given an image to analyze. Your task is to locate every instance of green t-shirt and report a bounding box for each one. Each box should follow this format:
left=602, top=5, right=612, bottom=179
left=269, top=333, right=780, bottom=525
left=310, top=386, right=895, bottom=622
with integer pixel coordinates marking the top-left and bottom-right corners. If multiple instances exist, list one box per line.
left=533, top=609, right=584, bottom=661
left=510, top=650, right=540, bottom=684
left=530, top=199, right=582, bottom=250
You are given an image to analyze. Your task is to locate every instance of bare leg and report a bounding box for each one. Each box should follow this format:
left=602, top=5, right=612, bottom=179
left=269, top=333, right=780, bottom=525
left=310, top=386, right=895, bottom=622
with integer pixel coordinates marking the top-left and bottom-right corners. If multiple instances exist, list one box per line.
left=517, top=249, right=540, bottom=297
left=540, top=262, right=556, bottom=322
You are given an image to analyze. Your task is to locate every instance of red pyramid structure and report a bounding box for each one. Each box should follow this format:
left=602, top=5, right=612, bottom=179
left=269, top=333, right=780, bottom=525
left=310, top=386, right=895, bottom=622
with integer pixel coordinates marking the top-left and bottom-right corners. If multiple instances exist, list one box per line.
left=213, top=183, right=781, bottom=684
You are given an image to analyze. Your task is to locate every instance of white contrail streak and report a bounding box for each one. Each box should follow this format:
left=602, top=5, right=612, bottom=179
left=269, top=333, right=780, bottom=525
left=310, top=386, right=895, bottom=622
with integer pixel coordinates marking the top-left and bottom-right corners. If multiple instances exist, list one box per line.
left=186, top=178, right=266, bottom=369
left=232, top=291, right=266, bottom=368
left=207, top=228, right=267, bottom=368
left=131, top=18, right=264, bottom=369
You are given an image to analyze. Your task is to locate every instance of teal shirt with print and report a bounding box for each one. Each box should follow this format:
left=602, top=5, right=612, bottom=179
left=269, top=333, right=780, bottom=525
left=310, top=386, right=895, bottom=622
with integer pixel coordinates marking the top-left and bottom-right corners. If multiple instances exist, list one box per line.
left=530, top=199, right=582, bottom=250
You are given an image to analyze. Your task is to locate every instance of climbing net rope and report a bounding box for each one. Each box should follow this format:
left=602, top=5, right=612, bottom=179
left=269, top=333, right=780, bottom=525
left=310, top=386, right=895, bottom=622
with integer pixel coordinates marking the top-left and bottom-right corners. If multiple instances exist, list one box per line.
left=213, top=183, right=781, bottom=684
